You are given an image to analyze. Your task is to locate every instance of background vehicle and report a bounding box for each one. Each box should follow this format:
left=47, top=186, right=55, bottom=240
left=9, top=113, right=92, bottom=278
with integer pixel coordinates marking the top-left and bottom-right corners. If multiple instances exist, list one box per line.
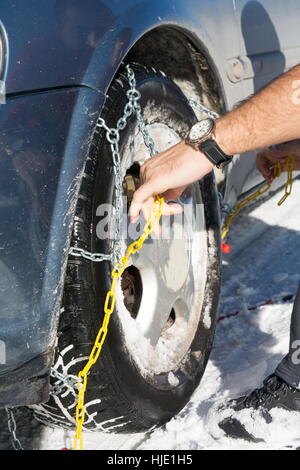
left=0, top=0, right=299, bottom=432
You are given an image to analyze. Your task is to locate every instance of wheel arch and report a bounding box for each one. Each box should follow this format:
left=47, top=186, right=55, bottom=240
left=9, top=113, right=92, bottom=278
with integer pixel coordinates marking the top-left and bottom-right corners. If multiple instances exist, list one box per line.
left=126, top=26, right=225, bottom=117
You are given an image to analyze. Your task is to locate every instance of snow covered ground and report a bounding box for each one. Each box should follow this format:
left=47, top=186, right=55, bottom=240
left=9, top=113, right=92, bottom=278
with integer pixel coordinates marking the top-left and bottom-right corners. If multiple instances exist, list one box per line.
left=1, top=180, right=300, bottom=450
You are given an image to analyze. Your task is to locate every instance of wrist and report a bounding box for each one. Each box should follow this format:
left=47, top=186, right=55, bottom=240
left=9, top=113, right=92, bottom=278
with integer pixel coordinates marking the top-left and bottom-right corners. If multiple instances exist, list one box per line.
left=183, top=140, right=214, bottom=174
left=185, top=118, right=233, bottom=169
left=214, top=118, right=233, bottom=156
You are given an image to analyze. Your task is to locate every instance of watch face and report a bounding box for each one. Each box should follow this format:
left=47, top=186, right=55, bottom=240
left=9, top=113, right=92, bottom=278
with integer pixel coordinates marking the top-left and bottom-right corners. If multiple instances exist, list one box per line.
left=189, top=119, right=214, bottom=142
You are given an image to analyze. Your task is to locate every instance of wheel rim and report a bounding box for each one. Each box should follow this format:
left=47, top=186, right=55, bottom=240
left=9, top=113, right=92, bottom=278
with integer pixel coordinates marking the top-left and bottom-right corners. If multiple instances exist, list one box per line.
left=115, top=122, right=208, bottom=377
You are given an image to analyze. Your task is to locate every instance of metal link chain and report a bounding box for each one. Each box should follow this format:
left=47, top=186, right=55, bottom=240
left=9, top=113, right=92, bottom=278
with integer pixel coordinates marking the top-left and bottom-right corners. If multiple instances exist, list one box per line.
left=50, top=369, right=82, bottom=397
left=188, top=99, right=220, bottom=120
left=48, top=64, right=296, bottom=449
left=51, top=66, right=221, bottom=396
left=51, top=66, right=220, bottom=426
left=69, top=67, right=216, bottom=264
left=221, top=179, right=273, bottom=240
left=6, top=408, right=23, bottom=450
left=277, top=153, right=296, bottom=206
left=69, top=65, right=159, bottom=265
left=126, top=66, right=157, bottom=157
left=68, top=247, right=112, bottom=263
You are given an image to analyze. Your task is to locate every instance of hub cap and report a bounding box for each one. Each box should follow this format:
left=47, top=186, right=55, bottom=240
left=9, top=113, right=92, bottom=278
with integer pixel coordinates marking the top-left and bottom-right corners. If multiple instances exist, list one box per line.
left=115, top=122, right=208, bottom=376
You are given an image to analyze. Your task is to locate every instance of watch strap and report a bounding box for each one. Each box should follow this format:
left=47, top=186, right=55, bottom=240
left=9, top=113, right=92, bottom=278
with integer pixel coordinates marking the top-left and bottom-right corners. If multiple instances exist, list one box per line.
left=199, top=138, right=232, bottom=169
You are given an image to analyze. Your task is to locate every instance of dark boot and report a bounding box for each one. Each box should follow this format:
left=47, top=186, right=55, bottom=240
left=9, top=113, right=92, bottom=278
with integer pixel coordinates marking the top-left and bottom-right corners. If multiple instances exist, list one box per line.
left=209, top=375, right=300, bottom=444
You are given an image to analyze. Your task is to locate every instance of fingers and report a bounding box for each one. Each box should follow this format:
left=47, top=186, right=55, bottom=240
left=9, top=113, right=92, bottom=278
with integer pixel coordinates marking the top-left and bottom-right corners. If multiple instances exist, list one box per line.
left=272, top=143, right=300, bottom=170
left=265, top=147, right=288, bottom=165
left=140, top=197, right=161, bottom=237
left=129, top=180, right=185, bottom=223
left=129, top=198, right=183, bottom=239
left=256, top=152, right=274, bottom=183
left=162, top=202, right=183, bottom=216
left=260, top=143, right=300, bottom=165
left=129, top=139, right=211, bottom=224
left=274, top=141, right=300, bottom=157
left=129, top=182, right=156, bottom=223
left=151, top=202, right=183, bottom=238
left=256, top=145, right=295, bottom=182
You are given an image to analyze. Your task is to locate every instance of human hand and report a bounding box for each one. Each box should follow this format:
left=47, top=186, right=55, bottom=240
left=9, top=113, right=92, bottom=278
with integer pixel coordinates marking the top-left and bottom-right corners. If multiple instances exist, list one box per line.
left=129, top=140, right=214, bottom=224
left=256, top=140, right=300, bottom=183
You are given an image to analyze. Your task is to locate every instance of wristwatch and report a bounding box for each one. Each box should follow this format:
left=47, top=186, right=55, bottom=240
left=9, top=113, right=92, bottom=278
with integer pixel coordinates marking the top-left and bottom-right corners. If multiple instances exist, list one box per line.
left=185, top=118, right=233, bottom=169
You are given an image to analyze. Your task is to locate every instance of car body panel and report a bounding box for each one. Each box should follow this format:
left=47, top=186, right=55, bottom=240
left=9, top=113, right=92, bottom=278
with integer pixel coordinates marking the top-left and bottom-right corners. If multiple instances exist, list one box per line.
left=2, top=0, right=241, bottom=106
left=225, top=0, right=300, bottom=204
left=0, top=0, right=299, bottom=405
left=0, top=86, right=103, bottom=374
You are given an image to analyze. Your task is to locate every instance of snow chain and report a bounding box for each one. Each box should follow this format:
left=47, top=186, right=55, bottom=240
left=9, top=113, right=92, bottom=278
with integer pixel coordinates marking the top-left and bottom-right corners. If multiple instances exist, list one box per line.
left=74, top=195, right=164, bottom=450
left=221, top=154, right=296, bottom=239
left=6, top=408, right=23, bottom=450
left=46, top=64, right=218, bottom=451
left=50, top=64, right=296, bottom=450
left=73, top=65, right=167, bottom=450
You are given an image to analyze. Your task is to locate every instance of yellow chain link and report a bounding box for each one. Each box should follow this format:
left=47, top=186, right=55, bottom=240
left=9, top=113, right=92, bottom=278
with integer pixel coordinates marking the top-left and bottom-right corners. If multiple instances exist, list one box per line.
left=73, top=153, right=296, bottom=447
left=277, top=153, right=296, bottom=206
left=221, top=154, right=296, bottom=240
left=74, top=195, right=164, bottom=450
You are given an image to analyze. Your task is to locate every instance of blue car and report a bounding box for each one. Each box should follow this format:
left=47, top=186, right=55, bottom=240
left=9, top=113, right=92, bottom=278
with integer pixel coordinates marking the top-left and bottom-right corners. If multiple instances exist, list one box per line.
left=0, top=0, right=299, bottom=433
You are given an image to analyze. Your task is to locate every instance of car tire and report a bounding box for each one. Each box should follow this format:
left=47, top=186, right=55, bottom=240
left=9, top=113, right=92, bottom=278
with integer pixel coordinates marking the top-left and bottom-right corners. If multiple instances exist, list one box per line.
left=33, top=64, right=221, bottom=434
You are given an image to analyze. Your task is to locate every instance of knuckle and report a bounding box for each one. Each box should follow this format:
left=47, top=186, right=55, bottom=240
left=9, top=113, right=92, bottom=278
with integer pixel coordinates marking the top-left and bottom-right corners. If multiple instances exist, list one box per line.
left=140, top=165, right=147, bottom=179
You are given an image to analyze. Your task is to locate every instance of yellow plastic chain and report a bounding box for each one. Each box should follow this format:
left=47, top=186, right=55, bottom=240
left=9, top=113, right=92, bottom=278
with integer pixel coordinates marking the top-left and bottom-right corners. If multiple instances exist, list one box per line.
left=74, top=195, right=164, bottom=450
left=73, top=154, right=296, bottom=448
left=277, top=153, right=296, bottom=206
left=221, top=154, right=296, bottom=240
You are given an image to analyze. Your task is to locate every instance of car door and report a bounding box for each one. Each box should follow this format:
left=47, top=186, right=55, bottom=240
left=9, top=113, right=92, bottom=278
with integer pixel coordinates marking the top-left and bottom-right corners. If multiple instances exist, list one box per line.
left=224, top=0, right=300, bottom=206
left=236, top=0, right=300, bottom=90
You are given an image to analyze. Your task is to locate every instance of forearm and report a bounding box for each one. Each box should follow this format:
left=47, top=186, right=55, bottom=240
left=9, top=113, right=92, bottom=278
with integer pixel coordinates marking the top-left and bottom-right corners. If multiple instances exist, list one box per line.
left=130, top=65, right=300, bottom=220
left=215, top=65, right=300, bottom=155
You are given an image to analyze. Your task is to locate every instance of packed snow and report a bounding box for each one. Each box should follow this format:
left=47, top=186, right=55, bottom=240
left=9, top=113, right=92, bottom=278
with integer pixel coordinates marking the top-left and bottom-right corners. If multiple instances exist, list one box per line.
left=1, top=180, right=300, bottom=450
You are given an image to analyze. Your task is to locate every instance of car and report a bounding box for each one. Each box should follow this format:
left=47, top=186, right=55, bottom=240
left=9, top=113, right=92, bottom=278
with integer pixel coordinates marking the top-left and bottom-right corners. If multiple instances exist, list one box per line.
left=0, top=0, right=299, bottom=434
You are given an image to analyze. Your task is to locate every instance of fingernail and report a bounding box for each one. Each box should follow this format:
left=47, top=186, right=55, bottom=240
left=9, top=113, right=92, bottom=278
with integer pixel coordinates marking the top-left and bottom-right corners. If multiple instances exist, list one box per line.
left=130, top=215, right=138, bottom=224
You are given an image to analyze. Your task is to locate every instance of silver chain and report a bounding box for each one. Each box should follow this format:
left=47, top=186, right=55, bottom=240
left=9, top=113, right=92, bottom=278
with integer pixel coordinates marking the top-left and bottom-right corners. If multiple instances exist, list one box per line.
left=126, top=66, right=157, bottom=158
left=50, top=369, right=82, bottom=397
left=188, top=99, right=220, bottom=120
left=69, top=64, right=157, bottom=265
left=218, top=191, right=234, bottom=223
left=69, top=66, right=218, bottom=265
left=59, top=65, right=218, bottom=396
left=4, top=69, right=220, bottom=446
left=68, top=247, right=112, bottom=263
left=6, top=408, right=23, bottom=450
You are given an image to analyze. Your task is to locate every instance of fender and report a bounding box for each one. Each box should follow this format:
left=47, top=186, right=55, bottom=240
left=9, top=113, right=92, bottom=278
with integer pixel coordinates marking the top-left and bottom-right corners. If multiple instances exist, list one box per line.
left=3, top=0, right=241, bottom=107
left=0, top=85, right=104, bottom=406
